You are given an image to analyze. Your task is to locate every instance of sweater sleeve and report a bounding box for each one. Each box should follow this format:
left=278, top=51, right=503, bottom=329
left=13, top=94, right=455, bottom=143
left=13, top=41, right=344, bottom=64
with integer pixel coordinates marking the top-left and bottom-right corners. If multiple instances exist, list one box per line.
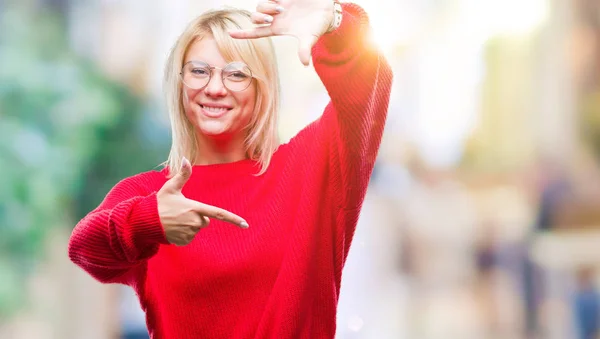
left=307, top=2, right=393, bottom=210
left=68, top=174, right=170, bottom=284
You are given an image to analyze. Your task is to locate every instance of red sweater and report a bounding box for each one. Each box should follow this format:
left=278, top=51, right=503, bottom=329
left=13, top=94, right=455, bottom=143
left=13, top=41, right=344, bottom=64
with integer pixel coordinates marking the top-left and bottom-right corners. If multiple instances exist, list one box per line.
left=68, top=3, right=392, bottom=338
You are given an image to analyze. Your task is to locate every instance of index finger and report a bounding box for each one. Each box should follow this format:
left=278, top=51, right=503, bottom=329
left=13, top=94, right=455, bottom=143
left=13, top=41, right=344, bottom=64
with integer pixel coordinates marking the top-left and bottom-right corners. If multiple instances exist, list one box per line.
left=229, top=26, right=274, bottom=39
left=194, top=202, right=249, bottom=229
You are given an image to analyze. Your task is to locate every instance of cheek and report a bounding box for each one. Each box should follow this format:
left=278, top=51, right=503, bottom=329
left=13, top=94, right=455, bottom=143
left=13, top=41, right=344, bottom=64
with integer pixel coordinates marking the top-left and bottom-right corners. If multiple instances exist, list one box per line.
left=236, top=98, right=255, bottom=127
left=237, top=89, right=257, bottom=115
left=182, top=89, right=200, bottom=115
left=183, top=88, right=198, bottom=107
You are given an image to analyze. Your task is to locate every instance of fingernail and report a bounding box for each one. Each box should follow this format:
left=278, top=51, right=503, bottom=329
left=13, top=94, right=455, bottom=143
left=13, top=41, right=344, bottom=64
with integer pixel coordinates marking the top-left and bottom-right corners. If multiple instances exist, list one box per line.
left=182, top=157, right=190, bottom=168
left=240, top=221, right=249, bottom=229
left=264, top=15, right=273, bottom=23
left=275, top=6, right=284, bottom=13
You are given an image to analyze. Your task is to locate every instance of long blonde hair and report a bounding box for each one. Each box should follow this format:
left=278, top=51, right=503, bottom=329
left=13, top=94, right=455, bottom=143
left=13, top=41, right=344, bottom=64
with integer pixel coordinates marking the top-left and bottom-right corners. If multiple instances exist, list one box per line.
left=163, top=8, right=280, bottom=176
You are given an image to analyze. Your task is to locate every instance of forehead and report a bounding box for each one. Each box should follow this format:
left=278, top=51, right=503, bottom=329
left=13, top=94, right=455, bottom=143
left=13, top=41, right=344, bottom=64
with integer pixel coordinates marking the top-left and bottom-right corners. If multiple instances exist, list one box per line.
left=184, top=37, right=227, bottom=67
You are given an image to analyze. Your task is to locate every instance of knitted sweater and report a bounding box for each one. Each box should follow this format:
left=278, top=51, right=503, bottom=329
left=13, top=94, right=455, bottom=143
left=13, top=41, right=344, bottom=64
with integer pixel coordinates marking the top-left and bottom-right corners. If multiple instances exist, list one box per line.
left=68, top=3, right=392, bottom=338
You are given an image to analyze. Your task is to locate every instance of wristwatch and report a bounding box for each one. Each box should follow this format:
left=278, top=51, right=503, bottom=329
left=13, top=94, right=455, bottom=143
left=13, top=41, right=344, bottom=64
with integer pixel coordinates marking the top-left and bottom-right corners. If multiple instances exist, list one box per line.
left=326, top=0, right=343, bottom=33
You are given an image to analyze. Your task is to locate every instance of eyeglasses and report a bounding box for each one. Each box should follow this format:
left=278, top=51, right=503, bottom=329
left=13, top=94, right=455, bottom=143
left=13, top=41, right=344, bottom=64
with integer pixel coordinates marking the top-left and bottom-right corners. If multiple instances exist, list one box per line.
left=180, top=61, right=254, bottom=92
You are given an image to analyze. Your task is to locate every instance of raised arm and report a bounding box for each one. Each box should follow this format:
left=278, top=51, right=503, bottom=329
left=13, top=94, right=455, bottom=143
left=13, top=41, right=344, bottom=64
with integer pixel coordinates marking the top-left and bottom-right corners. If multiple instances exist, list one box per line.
left=229, top=1, right=392, bottom=209
left=67, top=173, right=168, bottom=284
left=310, top=3, right=393, bottom=209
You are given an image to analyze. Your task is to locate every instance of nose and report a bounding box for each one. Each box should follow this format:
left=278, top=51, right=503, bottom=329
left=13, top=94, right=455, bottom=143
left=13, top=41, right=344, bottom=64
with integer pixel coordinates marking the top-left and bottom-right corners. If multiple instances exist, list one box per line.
left=203, top=71, right=227, bottom=97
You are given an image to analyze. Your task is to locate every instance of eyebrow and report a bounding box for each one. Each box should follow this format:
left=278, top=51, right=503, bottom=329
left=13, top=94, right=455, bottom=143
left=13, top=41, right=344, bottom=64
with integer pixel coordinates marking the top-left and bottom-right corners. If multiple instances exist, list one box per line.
left=183, top=60, right=225, bottom=67
left=182, top=60, right=247, bottom=68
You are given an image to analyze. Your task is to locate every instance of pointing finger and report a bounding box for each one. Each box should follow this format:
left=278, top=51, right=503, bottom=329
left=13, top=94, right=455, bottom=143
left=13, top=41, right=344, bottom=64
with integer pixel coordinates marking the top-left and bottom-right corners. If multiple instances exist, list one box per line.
left=194, top=202, right=249, bottom=229
left=229, top=26, right=275, bottom=39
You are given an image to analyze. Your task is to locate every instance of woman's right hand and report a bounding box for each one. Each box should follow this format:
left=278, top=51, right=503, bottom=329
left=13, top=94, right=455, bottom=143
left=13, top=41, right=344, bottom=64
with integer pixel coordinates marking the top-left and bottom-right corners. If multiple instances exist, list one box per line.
left=229, top=0, right=336, bottom=66
left=157, top=157, right=249, bottom=246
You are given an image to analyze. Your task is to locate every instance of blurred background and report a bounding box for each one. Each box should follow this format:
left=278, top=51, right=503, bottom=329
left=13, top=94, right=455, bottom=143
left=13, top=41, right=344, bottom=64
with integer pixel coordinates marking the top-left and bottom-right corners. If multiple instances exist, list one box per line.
left=2, top=0, right=600, bottom=338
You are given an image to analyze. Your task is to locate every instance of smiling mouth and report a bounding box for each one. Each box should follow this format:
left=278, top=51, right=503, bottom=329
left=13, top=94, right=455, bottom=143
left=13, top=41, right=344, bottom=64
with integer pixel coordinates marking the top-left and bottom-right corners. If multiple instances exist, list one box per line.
left=200, top=105, right=232, bottom=117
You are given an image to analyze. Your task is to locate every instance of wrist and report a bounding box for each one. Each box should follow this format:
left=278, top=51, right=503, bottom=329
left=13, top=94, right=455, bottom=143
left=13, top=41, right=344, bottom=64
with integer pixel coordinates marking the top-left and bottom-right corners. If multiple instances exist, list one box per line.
left=325, top=0, right=343, bottom=34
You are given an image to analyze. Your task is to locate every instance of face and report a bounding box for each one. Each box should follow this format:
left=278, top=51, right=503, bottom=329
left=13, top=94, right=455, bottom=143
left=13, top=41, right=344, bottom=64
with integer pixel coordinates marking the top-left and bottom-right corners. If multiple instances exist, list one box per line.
left=182, top=37, right=256, bottom=141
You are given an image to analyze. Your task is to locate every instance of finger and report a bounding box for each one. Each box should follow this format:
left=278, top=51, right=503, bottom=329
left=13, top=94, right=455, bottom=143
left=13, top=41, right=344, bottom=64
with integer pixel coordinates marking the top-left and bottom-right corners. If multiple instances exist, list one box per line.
left=297, top=35, right=318, bottom=67
left=251, top=12, right=274, bottom=25
left=256, top=1, right=284, bottom=15
left=168, top=157, right=192, bottom=192
left=194, top=202, right=249, bottom=229
left=172, top=234, right=192, bottom=246
left=192, top=214, right=211, bottom=230
left=229, top=26, right=274, bottom=39
left=184, top=232, right=197, bottom=245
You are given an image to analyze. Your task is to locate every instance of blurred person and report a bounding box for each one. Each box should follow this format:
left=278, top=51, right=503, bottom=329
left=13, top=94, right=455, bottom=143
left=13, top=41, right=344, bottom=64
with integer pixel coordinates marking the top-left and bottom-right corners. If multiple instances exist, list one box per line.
left=534, top=158, right=570, bottom=233
left=523, top=159, right=571, bottom=338
left=573, top=267, right=600, bottom=339
left=473, top=223, right=505, bottom=337
left=67, top=0, right=392, bottom=338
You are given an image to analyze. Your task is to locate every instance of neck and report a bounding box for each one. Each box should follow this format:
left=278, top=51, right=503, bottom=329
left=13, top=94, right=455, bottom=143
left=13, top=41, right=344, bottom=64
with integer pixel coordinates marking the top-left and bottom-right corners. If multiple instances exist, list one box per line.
left=194, top=132, right=247, bottom=165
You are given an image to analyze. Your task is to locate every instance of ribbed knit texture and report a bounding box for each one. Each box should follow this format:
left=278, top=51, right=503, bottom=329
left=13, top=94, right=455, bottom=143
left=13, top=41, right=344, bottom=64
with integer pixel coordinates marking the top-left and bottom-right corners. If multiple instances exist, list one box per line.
left=68, top=3, right=392, bottom=338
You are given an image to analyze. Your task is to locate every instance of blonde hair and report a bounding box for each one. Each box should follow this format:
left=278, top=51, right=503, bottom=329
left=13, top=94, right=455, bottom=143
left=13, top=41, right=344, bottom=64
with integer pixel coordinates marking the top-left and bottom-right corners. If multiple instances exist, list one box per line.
left=163, top=8, right=280, bottom=177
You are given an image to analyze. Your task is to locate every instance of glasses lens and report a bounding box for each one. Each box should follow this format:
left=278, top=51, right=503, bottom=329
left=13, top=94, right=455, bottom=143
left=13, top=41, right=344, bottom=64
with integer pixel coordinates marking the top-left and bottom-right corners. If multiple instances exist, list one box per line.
left=222, top=62, right=252, bottom=92
left=182, top=62, right=211, bottom=89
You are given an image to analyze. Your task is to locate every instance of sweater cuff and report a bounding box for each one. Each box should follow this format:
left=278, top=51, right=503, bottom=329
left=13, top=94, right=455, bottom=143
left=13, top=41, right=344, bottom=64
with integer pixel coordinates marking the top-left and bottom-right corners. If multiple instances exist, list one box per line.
left=129, top=193, right=170, bottom=246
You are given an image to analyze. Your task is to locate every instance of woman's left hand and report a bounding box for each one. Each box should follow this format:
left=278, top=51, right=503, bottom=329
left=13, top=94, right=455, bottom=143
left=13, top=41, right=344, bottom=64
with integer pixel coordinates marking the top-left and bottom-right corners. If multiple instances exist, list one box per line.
left=229, top=0, right=335, bottom=66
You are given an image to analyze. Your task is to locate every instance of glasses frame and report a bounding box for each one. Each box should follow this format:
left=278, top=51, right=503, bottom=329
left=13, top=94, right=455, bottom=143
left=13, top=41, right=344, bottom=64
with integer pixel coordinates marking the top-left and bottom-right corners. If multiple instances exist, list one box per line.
left=179, top=61, right=255, bottom=92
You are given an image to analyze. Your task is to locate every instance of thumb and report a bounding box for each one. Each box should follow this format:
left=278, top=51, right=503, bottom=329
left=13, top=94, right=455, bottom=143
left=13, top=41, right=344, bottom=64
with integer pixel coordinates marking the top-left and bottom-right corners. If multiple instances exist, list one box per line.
left=297, top=35, right=318, bottom=67
left=169, top=157, right=192, bottom=191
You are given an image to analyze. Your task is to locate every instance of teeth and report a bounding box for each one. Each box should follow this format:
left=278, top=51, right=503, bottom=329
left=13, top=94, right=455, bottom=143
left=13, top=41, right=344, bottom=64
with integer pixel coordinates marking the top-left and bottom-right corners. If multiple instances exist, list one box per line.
left=202, top=105, right=228, bottom=113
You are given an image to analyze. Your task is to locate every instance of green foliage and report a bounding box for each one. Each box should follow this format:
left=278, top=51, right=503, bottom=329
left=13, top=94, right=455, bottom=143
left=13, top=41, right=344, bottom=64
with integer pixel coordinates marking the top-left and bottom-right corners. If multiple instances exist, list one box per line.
left=0, top=5, right=168, bottom=318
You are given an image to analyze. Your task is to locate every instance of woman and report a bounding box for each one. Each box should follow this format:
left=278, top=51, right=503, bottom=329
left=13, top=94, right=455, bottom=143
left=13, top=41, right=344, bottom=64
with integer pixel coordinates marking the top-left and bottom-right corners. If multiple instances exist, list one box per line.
left=68, top=0, right=392, bottom=337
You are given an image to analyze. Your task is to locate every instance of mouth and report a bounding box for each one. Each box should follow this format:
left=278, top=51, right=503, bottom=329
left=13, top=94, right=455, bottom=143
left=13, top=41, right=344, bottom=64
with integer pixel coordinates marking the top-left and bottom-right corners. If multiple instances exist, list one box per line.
left=199, top=104, right=232, bottom=118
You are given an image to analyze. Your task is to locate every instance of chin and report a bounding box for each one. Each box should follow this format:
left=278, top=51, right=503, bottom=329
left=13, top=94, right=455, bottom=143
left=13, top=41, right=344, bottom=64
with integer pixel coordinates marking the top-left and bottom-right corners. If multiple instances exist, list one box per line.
left=199, top=125, right=230, bottom=137
left=187, top=108, right=249, bottom=141
left=197, top=120, right=239, bottom=138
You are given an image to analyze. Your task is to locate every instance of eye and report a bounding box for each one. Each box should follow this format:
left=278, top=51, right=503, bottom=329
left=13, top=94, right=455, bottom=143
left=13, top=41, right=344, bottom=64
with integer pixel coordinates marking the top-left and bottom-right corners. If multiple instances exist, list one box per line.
left=227, top=71, right=249, bottom=80
left=191, top=68, right=210, bottom=76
